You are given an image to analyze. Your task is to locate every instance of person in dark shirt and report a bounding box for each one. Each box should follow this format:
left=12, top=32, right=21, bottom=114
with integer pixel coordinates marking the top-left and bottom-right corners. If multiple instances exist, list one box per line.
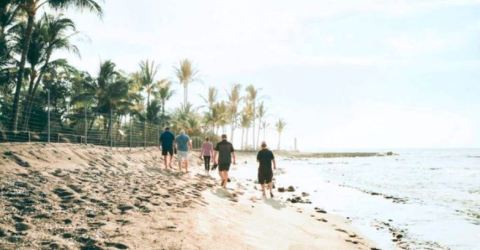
left=257, top=141, right=276, bottom=198
left=159, top=127, right=175, bottom=169
left=213, top=134, right=236, bottom=188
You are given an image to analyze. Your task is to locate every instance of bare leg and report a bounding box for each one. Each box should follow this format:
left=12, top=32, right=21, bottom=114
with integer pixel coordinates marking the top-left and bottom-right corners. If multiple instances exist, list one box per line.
left=163, top=155, right=168, bottom=169
left=261, top=183, right=266, bottom=196
left=268, top=182, right=273, bottom=198
left=185, top=160, right=189, bottom=173
left=178, top=158, right=182, bottom=171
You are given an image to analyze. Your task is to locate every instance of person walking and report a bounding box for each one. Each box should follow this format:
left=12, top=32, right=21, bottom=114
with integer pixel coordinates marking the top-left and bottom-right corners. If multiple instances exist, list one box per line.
left=159, top=127, right=175, bottom=169
left=175, top=130, right=192, bottom=173
left=257, top=141, right=276, bottom=198
left=213, top=134, right=236, bottom=188
left=200, top=137, right=214, bottom=175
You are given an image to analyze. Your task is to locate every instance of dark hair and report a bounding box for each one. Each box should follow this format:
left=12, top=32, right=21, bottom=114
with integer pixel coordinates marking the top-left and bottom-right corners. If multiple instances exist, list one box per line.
left=165, top=127, right=170, bottom=131
left=261, top=142, right=267, bottom=148
left=221, top=134, right=227, bottom=139
left=205, top=137, right=210, bottom=141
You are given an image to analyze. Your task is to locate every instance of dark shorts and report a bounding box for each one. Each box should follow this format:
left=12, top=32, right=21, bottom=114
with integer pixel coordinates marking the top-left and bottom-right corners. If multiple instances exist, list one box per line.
left=258, top=169, right=273, bottom=184
left=162, top=147, right=174, bottom=156
left=218, top=163, right=231, bottom=172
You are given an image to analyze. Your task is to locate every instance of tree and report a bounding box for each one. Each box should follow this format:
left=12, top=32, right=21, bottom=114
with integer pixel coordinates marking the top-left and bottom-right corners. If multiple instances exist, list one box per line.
left=227, top=83, right=241, bottom=144
left=156, top=79, right=174, bottom=126
left=275, top=119, right=286, bottom=150
left=23, top=14, right=79, bottom=128
left=256, top=101, right=266, bottom=145
left=174, top=58, right=197, bottom=107
left=11, top=0, right=102, bottom=131
left=138, top=59, right=159, bottom=109
left=201, top=86, right=217, bottom=133
left=245, top=84, right=258, bottom=149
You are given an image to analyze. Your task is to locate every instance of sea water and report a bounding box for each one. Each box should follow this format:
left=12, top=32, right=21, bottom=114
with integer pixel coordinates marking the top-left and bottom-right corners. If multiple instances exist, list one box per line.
left=235, top=149, right=480, bottom=250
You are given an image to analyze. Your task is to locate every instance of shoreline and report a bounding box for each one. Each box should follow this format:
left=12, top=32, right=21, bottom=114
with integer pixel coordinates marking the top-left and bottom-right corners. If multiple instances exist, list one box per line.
left=0, top=143, right=379, bottom=249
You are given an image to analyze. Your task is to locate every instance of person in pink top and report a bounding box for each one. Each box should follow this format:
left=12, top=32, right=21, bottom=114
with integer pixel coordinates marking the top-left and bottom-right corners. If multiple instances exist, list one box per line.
left=200, top=137, right=214, bottom=175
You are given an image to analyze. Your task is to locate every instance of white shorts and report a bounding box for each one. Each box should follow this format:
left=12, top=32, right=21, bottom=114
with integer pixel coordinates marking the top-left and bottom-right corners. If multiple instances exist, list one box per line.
left=178, top=151, right=189, bottom=160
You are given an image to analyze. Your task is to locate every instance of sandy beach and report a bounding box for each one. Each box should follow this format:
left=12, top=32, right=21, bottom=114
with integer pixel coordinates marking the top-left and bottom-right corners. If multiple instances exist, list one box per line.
left=0, top=143, right=377, bottom=249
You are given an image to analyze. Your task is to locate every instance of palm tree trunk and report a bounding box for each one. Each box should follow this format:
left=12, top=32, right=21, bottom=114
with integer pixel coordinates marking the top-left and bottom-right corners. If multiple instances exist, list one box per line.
left=22, top=69, right=37, bottom=129
left=245, top=127, right=249, bottom=150
left=252, top=101, right=256, bottom=150
left=230, top=120, right=235, bottom=145
left=277, top=132, right=281, bottom=150
left=11, top=13, right=35, bottom=131
left=256, top=118, right=262, bottom=145
left=263, top=126, right=266, bottom=141
left=241, top=128, right=244, bottom=150
left=184, top=84, right=188, bottom=107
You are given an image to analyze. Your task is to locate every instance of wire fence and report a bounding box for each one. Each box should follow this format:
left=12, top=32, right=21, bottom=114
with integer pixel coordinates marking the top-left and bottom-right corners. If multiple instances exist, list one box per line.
left=0, top=97, right=204, bottom=149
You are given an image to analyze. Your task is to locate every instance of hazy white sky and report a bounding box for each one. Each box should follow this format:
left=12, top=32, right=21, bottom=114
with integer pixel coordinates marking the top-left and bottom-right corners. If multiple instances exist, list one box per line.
left=58, top=0, right=480, bottom=150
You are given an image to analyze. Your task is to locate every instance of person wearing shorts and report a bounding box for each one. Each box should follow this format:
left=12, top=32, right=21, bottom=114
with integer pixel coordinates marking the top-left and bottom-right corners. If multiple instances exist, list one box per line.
left=175, top=130, right=192, bottom=173
left=257, top=141, right=276, bottom=198
left=213, top=134, right=236, bottom=188
left=200, top=137, right=214, bottom=175
left=159, top=127, right=175, bottom=169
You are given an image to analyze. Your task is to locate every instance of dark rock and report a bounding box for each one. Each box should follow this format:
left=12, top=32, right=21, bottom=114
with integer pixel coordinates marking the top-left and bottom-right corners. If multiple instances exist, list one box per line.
left=53, top=188, right=74, bottom=202
left=7, top=235, right=22, bottom=243
left=12, top=215, right=25, bottom=222
left=62, top=233, right=73, bottom=239
left=4, top=151, right=31, bottom=167
left=105, top=242, right=129, bottom=249
left=301, top=192, right=309, bottom=197
left=33, top=213, right=50, bottom=219
left=64, top=219, right=72, bottom=225
left=287, top=186, right=295, bottom=192
left=314, top=207, right=327, bottom=214
left=118, top=204, right=134, bottom=213
left=15, top=222, right=29, bottom=231
left=277, top=187, right=286, bottom=192
left=0, top=227, right=6, bottom=237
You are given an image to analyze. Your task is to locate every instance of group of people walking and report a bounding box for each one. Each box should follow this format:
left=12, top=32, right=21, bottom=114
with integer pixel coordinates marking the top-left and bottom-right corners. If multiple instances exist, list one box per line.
left=159, top=127, right=277, bottom=197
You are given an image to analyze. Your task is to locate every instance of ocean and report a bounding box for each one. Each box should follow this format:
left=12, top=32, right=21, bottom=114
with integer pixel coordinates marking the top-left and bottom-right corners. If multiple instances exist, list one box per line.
left=236, top=149, right=480, bottom=250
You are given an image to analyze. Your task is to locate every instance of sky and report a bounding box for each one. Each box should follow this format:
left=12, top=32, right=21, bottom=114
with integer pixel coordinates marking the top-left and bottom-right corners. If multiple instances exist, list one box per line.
left=56, top=0, right=480, bottom=150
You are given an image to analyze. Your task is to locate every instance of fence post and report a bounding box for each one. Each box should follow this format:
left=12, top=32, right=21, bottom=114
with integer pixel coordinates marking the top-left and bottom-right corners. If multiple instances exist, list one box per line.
left=109, top=109, right=113, bottom=149
left=84, top=105, right=88, bottom=145
left=47, top=89, right=50, bottom=143
left=157, top=125, right=160, bottom=147
left=144, top=121, right=147, bottom=148
left=129, top=118, right=133, bottom=149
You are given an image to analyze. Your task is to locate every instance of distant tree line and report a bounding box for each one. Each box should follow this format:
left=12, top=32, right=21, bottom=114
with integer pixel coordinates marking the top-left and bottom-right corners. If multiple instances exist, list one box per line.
left=0, top=0, right=286, bottom=149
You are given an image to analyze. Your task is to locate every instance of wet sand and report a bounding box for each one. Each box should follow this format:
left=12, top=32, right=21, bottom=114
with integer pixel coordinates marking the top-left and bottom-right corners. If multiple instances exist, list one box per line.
left=0, top=143, right=378, bottom=249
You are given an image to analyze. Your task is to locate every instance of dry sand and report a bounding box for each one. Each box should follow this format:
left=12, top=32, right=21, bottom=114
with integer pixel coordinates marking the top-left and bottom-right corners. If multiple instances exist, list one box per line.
left=0, top=143, right=378, bottom=250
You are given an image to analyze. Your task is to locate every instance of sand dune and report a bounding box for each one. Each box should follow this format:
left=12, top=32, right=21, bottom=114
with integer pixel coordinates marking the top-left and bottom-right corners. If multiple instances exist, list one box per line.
left=0, top=143, right=376, bottom=249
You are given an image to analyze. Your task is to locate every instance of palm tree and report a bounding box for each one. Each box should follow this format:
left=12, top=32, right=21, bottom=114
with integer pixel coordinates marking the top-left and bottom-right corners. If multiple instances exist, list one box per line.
left=11, top=0, right=102, bottom=131
left=275, top=119, right=286, bottom=150
left=174, top=58, right=198, bottom=107
left=201, top=86, right=217, bottom=133
left=156, top=79, right=174, bottom=126
left=256, top=101, right=266, bottom=145
left=245, top=85, right=258, bottom=149
left=227, top=83, right=242, bottom=144
left=239, top=112, right=251, bottom=150
left=23, top=14, right=79, bottom=128
left=138, top=59, right=159, bottom=108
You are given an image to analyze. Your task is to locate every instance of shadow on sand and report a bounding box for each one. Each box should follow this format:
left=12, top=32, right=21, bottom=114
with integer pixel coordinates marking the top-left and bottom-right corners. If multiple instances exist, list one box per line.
left=264, top=198, right=287, bottom=210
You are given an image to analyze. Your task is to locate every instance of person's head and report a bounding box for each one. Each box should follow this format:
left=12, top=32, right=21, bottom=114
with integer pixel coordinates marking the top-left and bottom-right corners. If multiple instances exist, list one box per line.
left=180, top=130, right=186, bottom=135
left=261, top=141, right=267, bottom=149
left=205, top=137, right=210, bottom=142
left=221, top=134, right=227, bottom=140
left=165, top=127, right=170, bottom=131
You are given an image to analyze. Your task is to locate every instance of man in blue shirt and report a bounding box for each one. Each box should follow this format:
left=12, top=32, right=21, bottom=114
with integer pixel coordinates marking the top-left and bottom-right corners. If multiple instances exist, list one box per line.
left=175, top=130, right=192, bottom=173
left=160, top=127, right=175, bottom=169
